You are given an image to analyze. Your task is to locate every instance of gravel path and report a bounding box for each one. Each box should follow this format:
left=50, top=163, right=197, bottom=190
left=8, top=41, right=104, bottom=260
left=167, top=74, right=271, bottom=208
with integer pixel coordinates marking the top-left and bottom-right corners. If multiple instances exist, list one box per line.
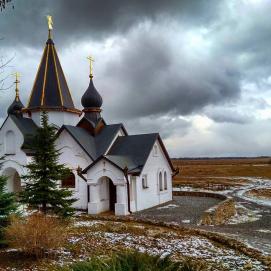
left=134, top=196, right=221, bottom=225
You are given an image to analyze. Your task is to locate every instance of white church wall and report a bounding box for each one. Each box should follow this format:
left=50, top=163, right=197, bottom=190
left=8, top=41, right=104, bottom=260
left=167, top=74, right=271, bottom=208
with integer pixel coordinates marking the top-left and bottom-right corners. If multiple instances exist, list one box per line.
left=129, top=175, right=137, bottom=212
left=56, top=129, right=92, bottom=210
left=98, top=177, right=110, bottom=212
left=0, top=117, right=28, bottom=168
left=31, top=111, right=79, bottom=128
left=135, top=139, right=173, bottom=212
left=0, top=117, right=28, bottom=191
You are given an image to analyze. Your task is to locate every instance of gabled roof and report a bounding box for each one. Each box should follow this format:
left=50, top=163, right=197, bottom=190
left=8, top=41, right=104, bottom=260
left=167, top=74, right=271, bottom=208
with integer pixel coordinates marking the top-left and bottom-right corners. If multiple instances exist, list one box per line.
left=26, top=38, right=80, bottom=114
left=9, top=115, right=38, bottom=154
left=58, top=123, right=125, bottom=160
left=107, top=133, right=159, bottom=171
left=83, top=133, right=174, bottom=175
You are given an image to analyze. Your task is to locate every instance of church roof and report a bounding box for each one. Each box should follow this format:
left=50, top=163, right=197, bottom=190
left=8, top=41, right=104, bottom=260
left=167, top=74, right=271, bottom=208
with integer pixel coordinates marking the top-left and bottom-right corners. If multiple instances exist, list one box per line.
left=83, top=133, right=174, bottom=175
left=107, top=133, right=158, bottom=169
left=9, top=115, right=38, bottom=154
left=26, top=38, right=80, bottom=114
left=59, top=124, right=125, bottom=160
left=7, top=97, right=24, bottom=115
left=105, top=133, right=159, bottom=174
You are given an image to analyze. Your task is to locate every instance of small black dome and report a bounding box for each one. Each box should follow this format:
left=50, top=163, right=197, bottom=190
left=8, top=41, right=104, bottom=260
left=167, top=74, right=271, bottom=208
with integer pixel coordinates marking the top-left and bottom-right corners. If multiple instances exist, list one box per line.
left=81, top=78, right=103, bottom=109
left=7, top=98, right=24, bottom=115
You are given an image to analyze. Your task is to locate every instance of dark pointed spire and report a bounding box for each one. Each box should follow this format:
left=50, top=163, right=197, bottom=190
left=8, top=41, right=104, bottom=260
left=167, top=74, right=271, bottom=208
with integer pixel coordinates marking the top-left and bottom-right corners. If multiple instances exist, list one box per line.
left=26, top=16, right=80, bottom=114
left=8, top=72, right=24, bottom=116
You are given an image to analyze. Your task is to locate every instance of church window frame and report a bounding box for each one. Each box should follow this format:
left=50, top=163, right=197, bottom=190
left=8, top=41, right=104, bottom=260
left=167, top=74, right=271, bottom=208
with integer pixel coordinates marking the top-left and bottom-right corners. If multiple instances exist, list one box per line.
left=61, top=172, right=76, bottom=189
left=164, top=171, right=168, bottom=190
left=153, top=144, right=158, bottom=157
left=5, top=130, right=16, bottom=155
left=142, top=174, right=148, bottom=189
left=159, top=171, right=163, bottom=191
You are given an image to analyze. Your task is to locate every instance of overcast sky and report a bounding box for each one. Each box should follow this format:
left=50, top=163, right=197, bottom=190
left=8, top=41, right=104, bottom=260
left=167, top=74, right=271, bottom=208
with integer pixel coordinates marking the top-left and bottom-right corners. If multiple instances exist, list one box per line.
left=1, top=0, right=271, bottom=157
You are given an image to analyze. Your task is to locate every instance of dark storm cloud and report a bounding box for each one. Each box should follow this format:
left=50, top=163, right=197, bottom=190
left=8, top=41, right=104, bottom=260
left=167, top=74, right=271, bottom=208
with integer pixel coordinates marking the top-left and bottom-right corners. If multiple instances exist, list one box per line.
left=103, top=30, right=241, bottom=119
left=0, top=0, right=221, bottom=48
left=2, top=0, right=271, bottom=157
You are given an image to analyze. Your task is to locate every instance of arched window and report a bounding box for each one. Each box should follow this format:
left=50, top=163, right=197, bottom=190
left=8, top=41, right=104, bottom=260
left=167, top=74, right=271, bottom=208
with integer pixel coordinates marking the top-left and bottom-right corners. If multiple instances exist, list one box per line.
left=159, top=172, right=163, bottom=191
left=5, top=130, right=16, bottom=155
left=61, top=173, right=76, bottom=188
left=142, top=175, right=148, bottom=189
left=164, top=171, right=167, bottom=190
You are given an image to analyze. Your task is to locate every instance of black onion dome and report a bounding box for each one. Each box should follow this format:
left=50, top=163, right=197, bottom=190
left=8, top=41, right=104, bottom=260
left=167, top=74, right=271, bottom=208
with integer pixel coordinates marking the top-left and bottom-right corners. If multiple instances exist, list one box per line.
left=81, top=78, right=103, bottom=109
left=8, top=98, right=24, bottom=115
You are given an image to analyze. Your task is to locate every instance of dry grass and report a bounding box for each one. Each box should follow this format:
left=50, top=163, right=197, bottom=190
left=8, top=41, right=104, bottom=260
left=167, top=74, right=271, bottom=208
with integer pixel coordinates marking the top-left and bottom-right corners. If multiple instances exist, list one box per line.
left=172, top=158, right=271, bottom=189
left=5, top=213, right=68, bottom=258
left=246, top=188, right=271, bottom=200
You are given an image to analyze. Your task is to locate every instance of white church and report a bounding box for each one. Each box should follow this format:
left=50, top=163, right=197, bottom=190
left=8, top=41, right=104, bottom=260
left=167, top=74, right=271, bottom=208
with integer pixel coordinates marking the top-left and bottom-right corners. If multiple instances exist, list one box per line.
left=0, top=20, right=174, bottom=216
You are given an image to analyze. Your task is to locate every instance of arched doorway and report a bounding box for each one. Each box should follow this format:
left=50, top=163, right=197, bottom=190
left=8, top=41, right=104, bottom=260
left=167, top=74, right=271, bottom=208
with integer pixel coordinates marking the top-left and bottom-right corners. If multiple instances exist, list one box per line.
left=109, top=179, right=116, bottom=211
left=98, top=176, right=116, bottom=213
left=2, top=167, right=22, bottom=193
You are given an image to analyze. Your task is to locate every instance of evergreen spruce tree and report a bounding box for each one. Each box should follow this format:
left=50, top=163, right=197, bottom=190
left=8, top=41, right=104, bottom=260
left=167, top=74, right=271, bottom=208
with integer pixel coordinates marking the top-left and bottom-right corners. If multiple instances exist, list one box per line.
left=0, top=156, right=17, bottom=246
left=20, top=112, right=76, bottom=217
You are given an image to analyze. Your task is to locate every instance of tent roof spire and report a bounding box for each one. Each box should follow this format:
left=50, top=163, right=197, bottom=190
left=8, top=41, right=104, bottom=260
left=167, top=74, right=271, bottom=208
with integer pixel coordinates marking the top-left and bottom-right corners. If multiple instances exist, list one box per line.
left=26, top=16, right=80, bottom=115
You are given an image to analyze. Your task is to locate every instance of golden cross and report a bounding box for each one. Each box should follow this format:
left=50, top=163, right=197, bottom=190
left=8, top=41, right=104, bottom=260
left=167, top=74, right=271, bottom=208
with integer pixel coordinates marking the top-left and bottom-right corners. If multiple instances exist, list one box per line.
left=13, top=72, right=20, bottom=101
left=47, top=15, right=53, bottom=38
left=87, top=56, right=95, bottom=78
left=47, top=15, right=53, bottom=30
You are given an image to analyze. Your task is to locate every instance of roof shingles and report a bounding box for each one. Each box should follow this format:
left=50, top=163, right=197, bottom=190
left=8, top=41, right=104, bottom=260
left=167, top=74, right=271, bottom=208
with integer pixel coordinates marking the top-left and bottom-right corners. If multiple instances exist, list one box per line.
left=62, top=124, right=124, bottom=160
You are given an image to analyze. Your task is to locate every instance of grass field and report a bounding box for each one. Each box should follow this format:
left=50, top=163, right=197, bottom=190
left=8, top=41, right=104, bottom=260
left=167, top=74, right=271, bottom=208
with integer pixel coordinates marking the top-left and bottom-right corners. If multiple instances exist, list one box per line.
left=172, top=157, right=271, bottom=190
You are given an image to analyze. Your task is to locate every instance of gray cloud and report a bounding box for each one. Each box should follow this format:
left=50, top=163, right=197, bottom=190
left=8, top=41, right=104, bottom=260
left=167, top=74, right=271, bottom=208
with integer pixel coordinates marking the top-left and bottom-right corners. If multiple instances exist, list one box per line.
left=0, top=0, right=221, bottom=48
left=205, top=108, right=253, bottom=124
left=1, top=0, right=271, bottom=157
left=102, top=28, right=241, bottom=120
left=123, top=116, right=191, bottom=139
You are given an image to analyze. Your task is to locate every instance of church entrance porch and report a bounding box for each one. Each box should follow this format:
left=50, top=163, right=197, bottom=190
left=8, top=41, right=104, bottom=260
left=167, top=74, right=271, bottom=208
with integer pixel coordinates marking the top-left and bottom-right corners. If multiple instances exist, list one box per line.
left=87, top=176, right=129, bottom=216
left=2, top=167, right=22, bottom=194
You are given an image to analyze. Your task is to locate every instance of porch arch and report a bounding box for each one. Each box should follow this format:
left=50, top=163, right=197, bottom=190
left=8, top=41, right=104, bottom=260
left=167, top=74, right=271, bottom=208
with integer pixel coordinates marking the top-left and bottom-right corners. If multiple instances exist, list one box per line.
left=97, top=176, right=117, bottom=212
left=89, top=169, right=125, bottom=186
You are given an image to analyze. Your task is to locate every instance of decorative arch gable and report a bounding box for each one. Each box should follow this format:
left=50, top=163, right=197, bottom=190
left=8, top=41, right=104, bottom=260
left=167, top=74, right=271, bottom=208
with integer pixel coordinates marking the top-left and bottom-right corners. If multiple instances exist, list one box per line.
left=85, top=158, right=125, bottom=186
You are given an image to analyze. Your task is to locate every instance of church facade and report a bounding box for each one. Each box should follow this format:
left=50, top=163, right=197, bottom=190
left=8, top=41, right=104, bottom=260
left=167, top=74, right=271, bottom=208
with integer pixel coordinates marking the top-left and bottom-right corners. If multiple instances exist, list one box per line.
left=0, top=24, right=174, bottom=216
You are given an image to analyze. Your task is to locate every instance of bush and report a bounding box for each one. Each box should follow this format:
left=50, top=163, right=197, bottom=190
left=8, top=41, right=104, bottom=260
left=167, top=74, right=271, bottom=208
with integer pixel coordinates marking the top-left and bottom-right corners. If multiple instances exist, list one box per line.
left=65, top=251, right=206, bottom=271
left=5, top=213, right=67, bottom=258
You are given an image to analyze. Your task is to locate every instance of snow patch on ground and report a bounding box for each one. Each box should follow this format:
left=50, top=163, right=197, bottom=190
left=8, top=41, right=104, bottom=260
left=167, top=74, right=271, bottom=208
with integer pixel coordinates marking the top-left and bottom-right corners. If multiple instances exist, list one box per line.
left=97, top=230, right=264, bottom=270
left=256, top=229, right=271, bottom=234
left=228, top=204, right=262, bottom=224
left=157, top=204, right=179, bottom=210
left=174, top=176, right=271, bottom=207
left=74, top=220, right=105, bottom=227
